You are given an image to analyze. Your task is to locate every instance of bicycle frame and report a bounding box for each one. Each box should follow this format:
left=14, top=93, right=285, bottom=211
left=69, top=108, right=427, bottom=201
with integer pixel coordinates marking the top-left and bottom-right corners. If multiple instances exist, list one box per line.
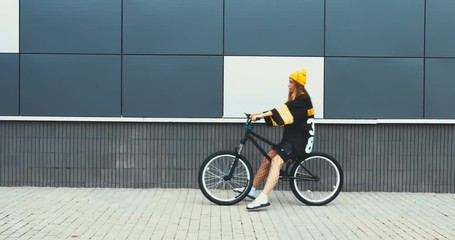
left=225, top=119, right=318, bottom=183
left=237, top=120, right=276, bottom=161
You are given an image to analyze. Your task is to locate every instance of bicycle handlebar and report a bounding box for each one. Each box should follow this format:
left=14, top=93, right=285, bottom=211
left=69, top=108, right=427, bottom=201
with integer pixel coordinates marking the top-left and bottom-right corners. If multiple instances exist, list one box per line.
left=244, top=113, right=261, bottom=121
left=244, top=114, right=261, bottom=130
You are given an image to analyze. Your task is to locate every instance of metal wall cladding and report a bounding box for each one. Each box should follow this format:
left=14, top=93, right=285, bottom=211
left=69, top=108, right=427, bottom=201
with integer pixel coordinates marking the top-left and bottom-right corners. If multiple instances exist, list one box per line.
left=123, top=0, right=223, bottom=55
left=425, top=0, right=455, bottom=57
left=0, top=54, right=19, bottom=116
left=224, top=0, right=324, bottom=56
left=425, top=58, right=455, bottom=119
left=325, top=0, right=425, bottom=57
left=324, top=57, right=424, bottom=119
left=20, top=54, right=122, bottom=117
left=20, top=0, right=122, bottom=54
left=122, top=55, right=223, bottom=118
left=0, top=122, right=454, bottom=193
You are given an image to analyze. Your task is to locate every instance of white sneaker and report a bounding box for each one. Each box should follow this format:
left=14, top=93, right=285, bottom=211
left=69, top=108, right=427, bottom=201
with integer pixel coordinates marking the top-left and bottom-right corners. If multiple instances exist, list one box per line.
left=246, top=193, right=270, bottom=210
left=233, top=187, right=256, bottom=199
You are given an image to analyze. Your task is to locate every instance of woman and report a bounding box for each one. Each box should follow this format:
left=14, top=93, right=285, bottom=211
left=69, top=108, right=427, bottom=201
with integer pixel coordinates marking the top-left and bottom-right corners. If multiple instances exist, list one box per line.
left=243, top=69, right=315, bottom=210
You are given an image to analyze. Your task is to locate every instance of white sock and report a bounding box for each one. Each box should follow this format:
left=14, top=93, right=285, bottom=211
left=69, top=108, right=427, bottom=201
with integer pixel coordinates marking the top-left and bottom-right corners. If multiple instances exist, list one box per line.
left=255, top=193, right=268, bottom=204
left=249, top=187, right=256, bottom=196
left=247, top=193, right=269, bottom=209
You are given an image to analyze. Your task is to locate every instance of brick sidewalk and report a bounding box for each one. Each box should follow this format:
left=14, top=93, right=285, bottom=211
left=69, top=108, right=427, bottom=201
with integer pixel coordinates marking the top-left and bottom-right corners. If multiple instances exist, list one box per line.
left=0, top=187, right=454, bottom=239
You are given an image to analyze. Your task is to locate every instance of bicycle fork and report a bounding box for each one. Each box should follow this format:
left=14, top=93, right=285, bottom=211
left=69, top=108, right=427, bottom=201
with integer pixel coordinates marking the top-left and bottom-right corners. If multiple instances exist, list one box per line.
left=224, top=135, right=248, bottom=180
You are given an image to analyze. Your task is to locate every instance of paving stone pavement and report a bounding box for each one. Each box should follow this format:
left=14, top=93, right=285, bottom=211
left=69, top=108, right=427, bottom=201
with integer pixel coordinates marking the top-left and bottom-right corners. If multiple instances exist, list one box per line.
left=0, top=187, right=454, bottom=240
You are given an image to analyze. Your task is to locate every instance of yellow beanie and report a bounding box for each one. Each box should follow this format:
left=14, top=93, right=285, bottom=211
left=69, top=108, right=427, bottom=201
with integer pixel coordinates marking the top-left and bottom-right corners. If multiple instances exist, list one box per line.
left=289, top=69, right=306, bottom=86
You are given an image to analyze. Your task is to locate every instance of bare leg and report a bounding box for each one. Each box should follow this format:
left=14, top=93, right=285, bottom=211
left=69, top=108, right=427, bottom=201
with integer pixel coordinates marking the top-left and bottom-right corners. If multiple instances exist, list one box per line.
left=262, top=155, right=284, bottom=194
left=252, top=150, right=277, bottom=188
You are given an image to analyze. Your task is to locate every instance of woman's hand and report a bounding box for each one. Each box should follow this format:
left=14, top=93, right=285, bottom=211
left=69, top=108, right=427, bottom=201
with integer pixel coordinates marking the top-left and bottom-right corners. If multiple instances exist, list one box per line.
left=249, top=113, right=262, bottom=122
left=247, top=111, right=272, bottom=121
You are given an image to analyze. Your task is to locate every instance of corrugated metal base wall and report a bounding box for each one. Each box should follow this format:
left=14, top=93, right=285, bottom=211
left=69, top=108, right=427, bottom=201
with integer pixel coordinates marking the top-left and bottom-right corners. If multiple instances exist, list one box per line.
left=0, top=121, right=454, bottom=192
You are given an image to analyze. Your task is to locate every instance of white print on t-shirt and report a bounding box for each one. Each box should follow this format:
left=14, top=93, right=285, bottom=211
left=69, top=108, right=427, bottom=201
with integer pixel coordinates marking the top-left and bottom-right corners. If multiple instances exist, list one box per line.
left=305, top=118, right=315, bottom=153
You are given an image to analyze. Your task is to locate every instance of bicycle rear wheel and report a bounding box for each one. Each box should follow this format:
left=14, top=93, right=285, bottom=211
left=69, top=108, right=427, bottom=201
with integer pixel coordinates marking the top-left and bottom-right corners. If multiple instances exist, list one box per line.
left=198, top=151, right=253, bottom=205
left=290, top=152, right=343, bottom=206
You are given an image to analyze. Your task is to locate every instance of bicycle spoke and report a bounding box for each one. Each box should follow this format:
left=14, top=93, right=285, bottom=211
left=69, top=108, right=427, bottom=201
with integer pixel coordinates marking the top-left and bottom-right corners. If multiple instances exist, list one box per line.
left=229, top=180, right=248, bottom=188
left=232, top=169, right=247, bottom=177
left=205, top=170, right=224, bottom=179
left=199, top=153, right=253, bottom=205
left=206, top=179, right=225, bottom=189
left=291, top=154, right=342, bottom=206
left=208, top=165, right=226, bottom=175
left=225, top=181, right=236, bottom=190
left=232, top=175, right=248, bottom=181
left=231, top=177, right=248, bottom=185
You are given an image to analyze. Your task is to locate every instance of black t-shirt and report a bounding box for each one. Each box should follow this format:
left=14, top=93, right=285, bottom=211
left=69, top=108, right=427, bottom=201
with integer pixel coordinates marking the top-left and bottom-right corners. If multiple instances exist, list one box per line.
left=264, top=94, right=315, bottom=155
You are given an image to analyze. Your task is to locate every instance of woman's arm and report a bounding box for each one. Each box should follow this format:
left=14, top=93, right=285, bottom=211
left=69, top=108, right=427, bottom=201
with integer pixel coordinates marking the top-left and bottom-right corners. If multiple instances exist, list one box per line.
left=250, top=111, right=273, bottom=121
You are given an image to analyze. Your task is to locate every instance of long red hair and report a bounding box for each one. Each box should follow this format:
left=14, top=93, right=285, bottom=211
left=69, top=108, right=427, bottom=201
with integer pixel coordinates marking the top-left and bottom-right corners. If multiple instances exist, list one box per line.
left=287, top=80, right=309, bottom=103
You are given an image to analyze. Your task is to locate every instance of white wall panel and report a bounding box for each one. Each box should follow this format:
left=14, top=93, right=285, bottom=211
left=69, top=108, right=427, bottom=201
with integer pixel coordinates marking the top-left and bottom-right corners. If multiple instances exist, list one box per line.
left=224, top=56, right=324, bottom=118
left=0, top=0, right=19, bottom=53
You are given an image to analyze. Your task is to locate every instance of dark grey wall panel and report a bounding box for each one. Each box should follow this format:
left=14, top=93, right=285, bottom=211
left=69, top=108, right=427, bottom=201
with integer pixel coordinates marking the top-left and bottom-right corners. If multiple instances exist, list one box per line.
left=225, top=0, right=324, bottom=56
left=123, top=0, right=223, bottom=54
left=0, top=54, right=19, bottom=116
left=425, top=58, right=455, bottom=119
left=20, top=0, right=121, bottom=54
left=426, top=0, right=455, bottom=57
left=325, top=58, right=424, bottom=119
left=20, top=54, right=121, bottom=117
left=1, top=121, right=454, bottom=193
left=326, top=0, right=425, bottom=57
left=122, top=55, right=223, bottom=117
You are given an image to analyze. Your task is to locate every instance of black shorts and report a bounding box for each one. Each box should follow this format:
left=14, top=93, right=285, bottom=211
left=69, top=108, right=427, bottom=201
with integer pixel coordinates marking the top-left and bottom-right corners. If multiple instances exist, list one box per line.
left=273, top=141, right=296, bottom=162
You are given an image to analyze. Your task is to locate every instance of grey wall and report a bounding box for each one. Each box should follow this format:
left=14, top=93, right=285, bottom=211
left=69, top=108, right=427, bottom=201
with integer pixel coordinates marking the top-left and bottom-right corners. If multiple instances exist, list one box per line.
left=325, top=58, right=424, bottom=119
left=122, top=55, right=223, bottom=117
left=426, top=0, right=455, bottom=57
left=0, top=54, right=19, bottom=116
left=20, top=0, right=122, bottom=54
left=1, top=1, right=455, bottom=193
left=325, top=0, right=425, bottom=57
left=1, top=121, right=453, bottom=192
left=1, top=0, right=453, bottom=119
left=425, top=59, right=455, bottom=119
left=224, top=0, right=324, bottom=56
left=123, top=0, right=223, bottom=54
left=20, top=54, right=122, bottom=117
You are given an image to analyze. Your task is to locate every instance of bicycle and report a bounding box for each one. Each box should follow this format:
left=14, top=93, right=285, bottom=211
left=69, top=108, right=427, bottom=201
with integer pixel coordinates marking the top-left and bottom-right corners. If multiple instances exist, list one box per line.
left=198, top=117, right=343, bottom=206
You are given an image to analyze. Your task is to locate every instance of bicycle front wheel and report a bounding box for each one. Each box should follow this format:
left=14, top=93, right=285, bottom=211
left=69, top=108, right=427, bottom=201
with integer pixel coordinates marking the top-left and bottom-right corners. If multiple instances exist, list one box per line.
left=198, top=151, right=253, bottom=205
left=290, top=152, right=343, bottom=206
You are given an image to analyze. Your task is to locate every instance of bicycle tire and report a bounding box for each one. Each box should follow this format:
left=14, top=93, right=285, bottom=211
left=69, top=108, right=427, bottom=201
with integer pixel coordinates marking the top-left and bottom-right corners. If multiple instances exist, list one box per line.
left=290, top=152, right=343, bottom=206
left=198, top=151, right=253, bottom=205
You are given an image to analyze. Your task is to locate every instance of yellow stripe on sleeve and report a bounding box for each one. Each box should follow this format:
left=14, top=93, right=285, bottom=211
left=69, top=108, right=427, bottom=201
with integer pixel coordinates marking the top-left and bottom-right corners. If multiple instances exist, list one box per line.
left=276, top=105, right=294, bottom=125
left=307, top=108, right=315, bottom=116
left=271, top=118, right=279, bottom=127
